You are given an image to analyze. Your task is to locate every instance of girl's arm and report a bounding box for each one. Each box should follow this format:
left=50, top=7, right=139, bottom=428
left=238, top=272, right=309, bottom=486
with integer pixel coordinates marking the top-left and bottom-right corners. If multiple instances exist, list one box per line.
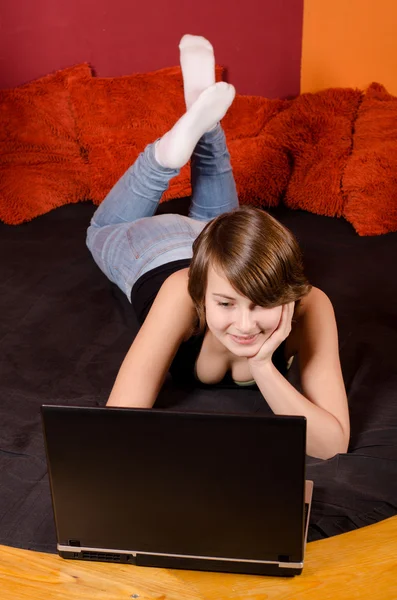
left=248, top=288, right=350, bottom=460
left=106, top=269, right=195, bottom=408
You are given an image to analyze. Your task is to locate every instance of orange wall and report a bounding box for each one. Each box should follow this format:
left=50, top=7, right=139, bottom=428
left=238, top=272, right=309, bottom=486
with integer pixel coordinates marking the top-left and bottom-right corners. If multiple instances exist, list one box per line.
left=301, top=0, right=397, bottom=94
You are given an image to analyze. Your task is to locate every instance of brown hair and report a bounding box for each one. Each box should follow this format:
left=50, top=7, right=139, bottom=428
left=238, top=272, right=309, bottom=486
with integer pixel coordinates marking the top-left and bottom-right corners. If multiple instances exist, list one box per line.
left=188, top=206, right=312, bottom=333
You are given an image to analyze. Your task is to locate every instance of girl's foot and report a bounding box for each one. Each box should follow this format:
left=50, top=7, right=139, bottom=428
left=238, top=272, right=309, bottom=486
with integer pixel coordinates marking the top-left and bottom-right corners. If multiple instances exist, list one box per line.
left=179, top=34, right=216, bottom=110
left=155, top=82, right=235, bottom=170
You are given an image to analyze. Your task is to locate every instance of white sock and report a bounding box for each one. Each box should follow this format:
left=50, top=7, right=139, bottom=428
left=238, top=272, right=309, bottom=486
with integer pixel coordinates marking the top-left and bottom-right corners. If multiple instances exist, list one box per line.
left=179, top=34, right=216, bottom=110
left=155, top=82, right=236, bottom=170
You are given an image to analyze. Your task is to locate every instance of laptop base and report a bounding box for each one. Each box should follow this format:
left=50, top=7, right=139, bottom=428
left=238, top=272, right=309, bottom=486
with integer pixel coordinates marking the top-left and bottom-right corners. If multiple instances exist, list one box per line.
left=59, top=549, right=302, bottom=577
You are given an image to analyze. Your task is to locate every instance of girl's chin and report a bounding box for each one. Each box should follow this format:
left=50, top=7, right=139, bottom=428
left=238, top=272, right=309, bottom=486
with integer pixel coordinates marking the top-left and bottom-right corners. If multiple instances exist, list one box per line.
left=231, top=346, right=260, bottom=357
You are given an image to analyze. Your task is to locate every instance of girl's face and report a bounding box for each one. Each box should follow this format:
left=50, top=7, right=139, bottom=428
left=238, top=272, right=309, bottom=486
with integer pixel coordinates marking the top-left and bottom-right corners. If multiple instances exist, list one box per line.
left=204, top=266, right=283, bottom=357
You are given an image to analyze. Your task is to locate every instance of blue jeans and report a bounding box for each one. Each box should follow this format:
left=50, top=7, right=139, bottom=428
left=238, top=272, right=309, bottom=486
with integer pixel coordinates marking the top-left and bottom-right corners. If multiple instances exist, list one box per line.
left=86, top=124, right=239, bottom=299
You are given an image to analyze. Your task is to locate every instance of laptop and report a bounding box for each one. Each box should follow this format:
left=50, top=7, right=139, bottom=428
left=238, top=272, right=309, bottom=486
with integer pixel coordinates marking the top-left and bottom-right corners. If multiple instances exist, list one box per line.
left=41, top=405, right=313, bottom=577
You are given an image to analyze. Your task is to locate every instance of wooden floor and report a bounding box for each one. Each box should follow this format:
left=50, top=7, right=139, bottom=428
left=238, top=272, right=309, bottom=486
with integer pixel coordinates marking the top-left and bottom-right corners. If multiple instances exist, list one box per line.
left=1, top=516, right=396, bottom=600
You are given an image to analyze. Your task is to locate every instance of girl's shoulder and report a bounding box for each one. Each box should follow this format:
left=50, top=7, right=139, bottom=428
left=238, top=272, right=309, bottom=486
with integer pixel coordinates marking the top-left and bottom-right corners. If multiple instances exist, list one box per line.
left=161, top=267, right=191, bottom=306
left=160, top=268, right=196, bottom=340
left=296, top=286, right=332, bottom=316
left=286, top=286, right=334, bottom=358
left=164, top=266, right=190, bottom=287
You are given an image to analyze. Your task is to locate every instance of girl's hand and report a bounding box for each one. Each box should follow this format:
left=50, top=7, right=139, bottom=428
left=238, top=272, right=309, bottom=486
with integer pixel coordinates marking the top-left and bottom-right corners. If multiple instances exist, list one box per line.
left=248, top=301, right=295, bottom=368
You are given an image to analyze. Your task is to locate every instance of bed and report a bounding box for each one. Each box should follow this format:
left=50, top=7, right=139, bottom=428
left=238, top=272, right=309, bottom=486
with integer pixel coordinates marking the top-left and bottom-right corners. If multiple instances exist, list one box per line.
left=1, top=196, right=396, bottom=552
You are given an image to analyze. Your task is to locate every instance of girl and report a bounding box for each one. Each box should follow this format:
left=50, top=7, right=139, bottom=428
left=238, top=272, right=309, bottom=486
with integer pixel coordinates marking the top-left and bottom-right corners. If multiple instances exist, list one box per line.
left=87, top=35, right=350, bottom=459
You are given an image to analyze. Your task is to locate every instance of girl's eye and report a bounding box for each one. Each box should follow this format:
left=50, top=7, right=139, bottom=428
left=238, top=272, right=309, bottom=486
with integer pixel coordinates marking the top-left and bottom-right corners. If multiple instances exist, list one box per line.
left=218, top=302, right=231, bottom=308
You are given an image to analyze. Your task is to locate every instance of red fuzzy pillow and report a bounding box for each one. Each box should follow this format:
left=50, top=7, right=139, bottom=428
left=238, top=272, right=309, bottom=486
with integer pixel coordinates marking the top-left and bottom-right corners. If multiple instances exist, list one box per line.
left=0, top=64, right=91, bottom=225
left=268, top=88, right=363, bottom=217
left=68, top=66, right=218, bottom=204
left=342, top=83, right=397, bottom=236
left=67, top=66, right=291, bottom=208
left=223, top=94, right=291, bottom=208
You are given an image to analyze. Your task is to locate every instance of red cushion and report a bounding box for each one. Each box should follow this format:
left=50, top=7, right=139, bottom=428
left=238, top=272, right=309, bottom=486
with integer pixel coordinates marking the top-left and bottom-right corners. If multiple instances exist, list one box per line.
left=267, top=87, right=363, bottom=217
left=67, top=66, right=291, bottom=208
left=342, top=83, right=397, bottom=236
left=0, top=64, right=91, bottom=225
left=223, top=94, right=291, bottom=208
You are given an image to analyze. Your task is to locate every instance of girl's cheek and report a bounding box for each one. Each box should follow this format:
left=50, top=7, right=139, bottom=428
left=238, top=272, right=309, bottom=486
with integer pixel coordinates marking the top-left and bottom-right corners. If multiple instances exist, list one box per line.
left=261, top=310, right=282, bottom=333
left=271, top=308, right=283, bottom=328
left=271, top=314, right=282, bottom=330
left=209, top=311, right=230, bottom=331
left=211, top=314, right=228, bottom=329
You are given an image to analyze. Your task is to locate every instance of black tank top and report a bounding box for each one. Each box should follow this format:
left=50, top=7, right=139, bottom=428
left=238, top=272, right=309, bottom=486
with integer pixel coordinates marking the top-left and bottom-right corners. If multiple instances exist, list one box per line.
left=130, top=260, right=289, bottom=389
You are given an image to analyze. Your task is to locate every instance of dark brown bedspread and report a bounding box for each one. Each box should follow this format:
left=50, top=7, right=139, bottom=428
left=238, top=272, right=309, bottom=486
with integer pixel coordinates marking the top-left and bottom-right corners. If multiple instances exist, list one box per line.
left=0, top=201, right=396, bottom=552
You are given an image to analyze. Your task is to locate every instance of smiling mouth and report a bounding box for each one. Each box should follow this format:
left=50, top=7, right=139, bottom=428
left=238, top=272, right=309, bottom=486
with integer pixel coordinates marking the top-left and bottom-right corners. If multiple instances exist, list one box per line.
left=229, top=333, right=260, bottom=345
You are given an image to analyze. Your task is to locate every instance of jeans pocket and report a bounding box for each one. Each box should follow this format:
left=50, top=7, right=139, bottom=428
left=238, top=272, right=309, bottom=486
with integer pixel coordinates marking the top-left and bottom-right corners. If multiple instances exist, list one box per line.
left=126, top=214, right=203, bottom=259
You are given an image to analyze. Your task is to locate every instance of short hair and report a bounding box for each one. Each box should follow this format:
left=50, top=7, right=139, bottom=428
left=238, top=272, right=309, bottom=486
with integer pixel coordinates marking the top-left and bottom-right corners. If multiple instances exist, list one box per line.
left=188, top=206, right=312, bottom=333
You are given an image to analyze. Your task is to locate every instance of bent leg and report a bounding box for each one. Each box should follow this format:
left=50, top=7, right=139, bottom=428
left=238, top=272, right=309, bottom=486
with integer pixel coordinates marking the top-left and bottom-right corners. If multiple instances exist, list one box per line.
left=87, top=34, right=236, bottom=299
left=87, top=142, right=180, bottom=295
left=89, top=142, right=179, bottom=229
left=188, top=124, right=239, bottom=221
left=87, top=85, right=235, bottom=296
left=178, top=35, right=238, bottom=221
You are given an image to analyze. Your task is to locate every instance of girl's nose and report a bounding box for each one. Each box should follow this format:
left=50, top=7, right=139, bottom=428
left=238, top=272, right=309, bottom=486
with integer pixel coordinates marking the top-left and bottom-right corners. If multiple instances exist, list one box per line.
left=235, top=309, right=255, bottom=333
